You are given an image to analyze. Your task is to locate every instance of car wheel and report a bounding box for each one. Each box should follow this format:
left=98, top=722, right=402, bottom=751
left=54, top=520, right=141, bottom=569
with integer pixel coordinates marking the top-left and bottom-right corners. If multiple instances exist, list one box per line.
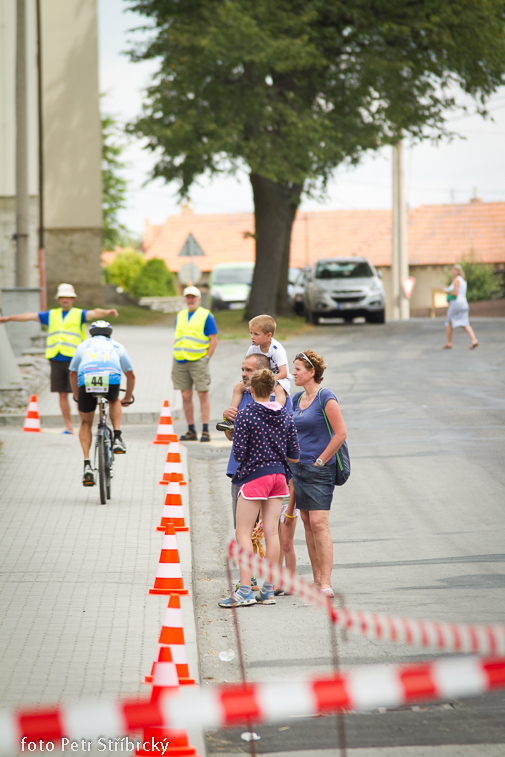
left=366, top=309, right=385, bottom=324
left=343, top=316, right=354, bottom=324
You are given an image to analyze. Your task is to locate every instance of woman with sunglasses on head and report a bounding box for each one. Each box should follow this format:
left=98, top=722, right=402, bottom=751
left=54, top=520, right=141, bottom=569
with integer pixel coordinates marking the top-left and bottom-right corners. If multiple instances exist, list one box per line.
left=286, top=350, right=347, bottom=597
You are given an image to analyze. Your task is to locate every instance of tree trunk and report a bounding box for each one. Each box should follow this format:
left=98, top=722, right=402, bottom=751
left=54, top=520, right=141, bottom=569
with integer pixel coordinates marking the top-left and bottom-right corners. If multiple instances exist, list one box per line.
left=246, top=173, right=303, bottom=319
left=276, top=188, right=301, bottom=315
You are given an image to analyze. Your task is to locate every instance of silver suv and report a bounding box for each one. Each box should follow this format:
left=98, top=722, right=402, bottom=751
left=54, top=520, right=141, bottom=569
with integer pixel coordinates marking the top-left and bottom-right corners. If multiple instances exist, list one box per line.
left=304, top=257, right=385, bottom=324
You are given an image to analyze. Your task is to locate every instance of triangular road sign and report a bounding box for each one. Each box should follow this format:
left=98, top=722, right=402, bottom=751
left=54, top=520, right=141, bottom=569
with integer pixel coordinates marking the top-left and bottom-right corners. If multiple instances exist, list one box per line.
left=401, top=276, right=416, bottom=299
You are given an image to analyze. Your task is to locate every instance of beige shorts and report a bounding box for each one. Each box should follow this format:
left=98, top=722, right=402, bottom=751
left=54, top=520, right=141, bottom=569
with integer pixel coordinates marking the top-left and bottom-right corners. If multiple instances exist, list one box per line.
left=172, top=356, right=211, bottom=392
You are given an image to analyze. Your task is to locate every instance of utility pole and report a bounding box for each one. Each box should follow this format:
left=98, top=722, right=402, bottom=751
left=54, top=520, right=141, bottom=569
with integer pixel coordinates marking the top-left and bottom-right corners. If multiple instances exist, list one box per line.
left=392, top=141, right=409, bottom=320
left=15, top=0, right=30, bottom=287
left=36, top=0, right=46, bottom=309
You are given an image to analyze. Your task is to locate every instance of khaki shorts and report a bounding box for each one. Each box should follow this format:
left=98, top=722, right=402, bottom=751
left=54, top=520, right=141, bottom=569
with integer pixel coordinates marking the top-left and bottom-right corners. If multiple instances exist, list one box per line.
left=172, top=357, right=211, bottom=392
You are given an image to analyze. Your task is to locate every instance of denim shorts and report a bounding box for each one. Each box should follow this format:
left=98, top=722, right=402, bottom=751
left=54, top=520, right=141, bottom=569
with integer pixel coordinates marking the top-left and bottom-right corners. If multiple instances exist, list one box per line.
left=289, top=462, right=335, bottom=511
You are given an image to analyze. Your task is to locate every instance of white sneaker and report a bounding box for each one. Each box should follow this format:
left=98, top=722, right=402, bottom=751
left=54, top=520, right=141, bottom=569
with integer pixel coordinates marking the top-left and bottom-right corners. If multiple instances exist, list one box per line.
left=113, top=436, right=126, bottom=454
left=82, top=463, right=94, bottom=487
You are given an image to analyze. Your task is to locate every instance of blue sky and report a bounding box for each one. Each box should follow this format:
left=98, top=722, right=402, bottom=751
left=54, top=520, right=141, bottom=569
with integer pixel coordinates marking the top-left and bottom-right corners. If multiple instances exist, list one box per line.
left=98, top=0, right=505, bottom=236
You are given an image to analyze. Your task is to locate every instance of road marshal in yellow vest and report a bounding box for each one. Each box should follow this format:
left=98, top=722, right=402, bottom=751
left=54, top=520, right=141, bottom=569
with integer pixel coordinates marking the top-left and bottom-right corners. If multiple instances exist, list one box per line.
left=171, top=286, right=218, bottom=443
left=0, top=283, right=119, bottom=434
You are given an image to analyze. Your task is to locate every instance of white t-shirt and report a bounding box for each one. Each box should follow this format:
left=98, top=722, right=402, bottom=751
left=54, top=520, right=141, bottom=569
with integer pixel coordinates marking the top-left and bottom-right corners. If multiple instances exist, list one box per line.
left=246, top=338, right=292, bottom=394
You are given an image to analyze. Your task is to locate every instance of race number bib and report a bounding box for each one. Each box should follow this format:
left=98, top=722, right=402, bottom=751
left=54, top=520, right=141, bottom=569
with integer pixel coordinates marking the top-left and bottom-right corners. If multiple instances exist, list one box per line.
left=84, top=372, right=110, bottom=393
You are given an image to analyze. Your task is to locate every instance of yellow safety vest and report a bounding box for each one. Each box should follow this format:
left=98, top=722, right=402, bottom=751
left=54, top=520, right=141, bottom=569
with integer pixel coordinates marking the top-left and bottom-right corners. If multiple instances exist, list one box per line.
left=45, top=308, right=86, bottom=359
left=173, top=307, right=210, bottom=361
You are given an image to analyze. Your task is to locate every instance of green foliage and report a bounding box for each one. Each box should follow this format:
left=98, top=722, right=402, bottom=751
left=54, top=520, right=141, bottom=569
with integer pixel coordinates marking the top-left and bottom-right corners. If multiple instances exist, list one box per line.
left=104, top=249, right=145, bottom=290
left=126, top=0, right=505, bottom=195
left=448, top=254, right=503, bottom=302
left=130, top=258, right=178, bottom=297
left=102, top=111, right=129, bottom=250
left=126, top=0, right=505, bottom=313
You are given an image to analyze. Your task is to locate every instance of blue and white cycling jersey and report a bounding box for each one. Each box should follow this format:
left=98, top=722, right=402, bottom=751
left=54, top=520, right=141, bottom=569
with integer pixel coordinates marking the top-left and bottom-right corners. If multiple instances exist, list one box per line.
left=69, top=336, right=134, bottom=387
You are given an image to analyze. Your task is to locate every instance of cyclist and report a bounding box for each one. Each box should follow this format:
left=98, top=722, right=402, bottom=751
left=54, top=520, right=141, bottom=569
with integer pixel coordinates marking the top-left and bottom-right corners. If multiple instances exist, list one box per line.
left=69, top=321, right=135, bottom=486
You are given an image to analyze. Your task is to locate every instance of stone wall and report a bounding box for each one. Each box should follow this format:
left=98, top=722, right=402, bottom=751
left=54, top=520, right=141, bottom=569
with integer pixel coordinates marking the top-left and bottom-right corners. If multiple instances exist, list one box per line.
left=44, top=227, right=103, bottom=307
left=0, top=337, right=49, bottom=415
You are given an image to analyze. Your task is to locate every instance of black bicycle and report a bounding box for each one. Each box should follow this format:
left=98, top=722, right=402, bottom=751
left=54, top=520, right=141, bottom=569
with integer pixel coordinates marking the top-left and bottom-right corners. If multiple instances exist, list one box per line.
left=93, top=390, right=134, bottom=505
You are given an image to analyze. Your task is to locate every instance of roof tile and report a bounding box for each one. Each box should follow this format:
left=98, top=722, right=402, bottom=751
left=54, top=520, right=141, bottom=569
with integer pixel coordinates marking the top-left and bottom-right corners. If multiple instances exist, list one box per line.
left=143, top=202, right=505, bottom=271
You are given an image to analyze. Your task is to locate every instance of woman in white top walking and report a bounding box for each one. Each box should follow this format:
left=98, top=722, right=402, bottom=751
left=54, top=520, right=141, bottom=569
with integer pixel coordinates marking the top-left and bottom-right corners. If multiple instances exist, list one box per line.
left=443, top=264, right=479, bottom=350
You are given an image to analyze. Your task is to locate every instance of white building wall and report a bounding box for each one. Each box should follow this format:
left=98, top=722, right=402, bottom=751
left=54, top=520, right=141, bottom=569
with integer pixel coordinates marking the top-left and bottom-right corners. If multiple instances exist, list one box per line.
left=0, top=0, right=103, bottom=304
left=41, top=0, right=101, bottom=229
left=0, top=0, right=39, bottom=290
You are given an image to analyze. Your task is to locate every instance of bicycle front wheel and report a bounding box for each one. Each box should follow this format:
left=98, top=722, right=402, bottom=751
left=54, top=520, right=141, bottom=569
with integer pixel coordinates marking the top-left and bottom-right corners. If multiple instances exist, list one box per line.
left=98, top=435, right=107, bottom=505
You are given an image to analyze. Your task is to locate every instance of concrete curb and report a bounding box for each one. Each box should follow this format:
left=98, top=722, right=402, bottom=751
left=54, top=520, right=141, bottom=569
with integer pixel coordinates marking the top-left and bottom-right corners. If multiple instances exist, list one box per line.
left=0, top=412, right=159, bottom=427
left=164, top=443, right=207, bottom=757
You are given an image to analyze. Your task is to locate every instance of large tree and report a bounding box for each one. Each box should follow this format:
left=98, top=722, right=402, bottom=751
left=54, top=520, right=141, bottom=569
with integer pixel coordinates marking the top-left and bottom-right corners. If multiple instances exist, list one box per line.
left=126, top=0, right=505, bottom=316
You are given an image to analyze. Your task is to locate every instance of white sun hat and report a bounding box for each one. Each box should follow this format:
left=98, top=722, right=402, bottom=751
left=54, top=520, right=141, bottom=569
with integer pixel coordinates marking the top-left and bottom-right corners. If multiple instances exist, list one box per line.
left=183, top=286, right=201, bottom=297
left=56, top=283, right=77, bottom=298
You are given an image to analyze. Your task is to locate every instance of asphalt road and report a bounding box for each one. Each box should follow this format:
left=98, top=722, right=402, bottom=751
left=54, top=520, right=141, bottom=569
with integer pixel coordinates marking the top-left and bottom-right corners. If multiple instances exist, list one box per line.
left=181, top=317, right=505, bottom=757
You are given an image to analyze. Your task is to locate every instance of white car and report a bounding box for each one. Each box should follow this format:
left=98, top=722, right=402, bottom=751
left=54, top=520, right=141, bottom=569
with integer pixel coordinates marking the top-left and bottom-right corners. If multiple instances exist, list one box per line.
left=209, top=262, right=254, bottom=311
left=304, top=257, right=385, bottom=324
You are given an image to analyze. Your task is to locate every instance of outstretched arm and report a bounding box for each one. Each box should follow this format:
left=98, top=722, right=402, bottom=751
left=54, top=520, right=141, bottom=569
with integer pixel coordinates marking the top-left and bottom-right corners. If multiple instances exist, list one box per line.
left=0, top=312, right=39, bottom=324
left=85, top=308, right=119, bottom=321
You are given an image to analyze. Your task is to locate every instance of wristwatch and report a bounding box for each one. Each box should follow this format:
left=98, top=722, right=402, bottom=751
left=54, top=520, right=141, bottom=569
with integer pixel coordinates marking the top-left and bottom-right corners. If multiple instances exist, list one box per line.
left=315, top=458, right=324, bottom=466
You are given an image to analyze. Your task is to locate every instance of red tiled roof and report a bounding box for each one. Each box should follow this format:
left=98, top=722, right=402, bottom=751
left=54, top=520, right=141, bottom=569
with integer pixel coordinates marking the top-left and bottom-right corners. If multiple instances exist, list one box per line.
left=143, top=201, right=505, bottom=271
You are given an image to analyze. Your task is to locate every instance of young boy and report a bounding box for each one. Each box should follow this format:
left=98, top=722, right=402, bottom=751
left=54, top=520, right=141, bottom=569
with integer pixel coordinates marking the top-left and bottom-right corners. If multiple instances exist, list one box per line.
left=216, top=314, right=292, bottom=432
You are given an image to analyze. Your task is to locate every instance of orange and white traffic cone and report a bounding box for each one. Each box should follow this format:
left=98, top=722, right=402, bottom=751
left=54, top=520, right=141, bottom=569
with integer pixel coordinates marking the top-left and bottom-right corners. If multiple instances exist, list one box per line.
left=149, top=523, right=189, bottom=595
left=136, top=649, right=199, bottom=757
left=145, top=595, right=195, bottom=685
left=160, top=594, right=195, bottom=685
left=157, top=477, right=189, bottom=532
left=23, top=395, right=41, bottom=433
left=152, top=400, right=177, bottom=445
left=150, top=646, right=180, bottom=700
left=159, top=439, right=187, bottom=486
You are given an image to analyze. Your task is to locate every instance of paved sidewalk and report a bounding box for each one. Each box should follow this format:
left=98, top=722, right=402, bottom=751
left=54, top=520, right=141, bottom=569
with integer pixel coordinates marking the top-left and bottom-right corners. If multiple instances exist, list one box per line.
left=0, top=325, right=205, bottom=756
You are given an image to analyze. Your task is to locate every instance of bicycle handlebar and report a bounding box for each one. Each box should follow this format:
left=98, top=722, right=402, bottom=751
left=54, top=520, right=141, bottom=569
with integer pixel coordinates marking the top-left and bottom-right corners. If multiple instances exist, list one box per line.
left=119, top=388, right=135, bottom=406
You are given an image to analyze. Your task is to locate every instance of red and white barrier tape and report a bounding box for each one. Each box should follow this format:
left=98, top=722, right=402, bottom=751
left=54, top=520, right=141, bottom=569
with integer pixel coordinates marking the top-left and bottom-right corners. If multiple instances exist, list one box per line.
left=228, top=541, right=505, bottom=655
left=1, top=657, right=504, bottom=753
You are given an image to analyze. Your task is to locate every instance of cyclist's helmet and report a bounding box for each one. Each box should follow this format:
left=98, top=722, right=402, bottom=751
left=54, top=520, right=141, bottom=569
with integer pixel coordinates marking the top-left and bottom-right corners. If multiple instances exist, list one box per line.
left=89, top=320, right=113, bottom=337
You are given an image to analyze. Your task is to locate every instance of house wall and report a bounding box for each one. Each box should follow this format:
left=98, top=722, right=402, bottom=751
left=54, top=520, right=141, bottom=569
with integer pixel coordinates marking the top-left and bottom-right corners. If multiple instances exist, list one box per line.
left=0, top=0, right=40, bottom=293
left=377, top=265, right=451, bottom=319
left=41, top=0, right=103, bottom=306
left=0, top=0, right=103, bottom=307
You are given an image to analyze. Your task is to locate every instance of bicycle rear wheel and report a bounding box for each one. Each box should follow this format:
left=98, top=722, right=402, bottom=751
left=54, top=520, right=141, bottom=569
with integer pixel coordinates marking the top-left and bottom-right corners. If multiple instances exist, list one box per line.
left=98, top=435, right=107, bottom=505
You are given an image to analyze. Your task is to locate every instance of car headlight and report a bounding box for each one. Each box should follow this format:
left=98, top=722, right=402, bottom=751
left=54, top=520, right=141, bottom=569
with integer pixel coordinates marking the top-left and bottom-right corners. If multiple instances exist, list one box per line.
left=369, top=280, right=382, bottom=292
left=314, top=287, right=328, bottom=296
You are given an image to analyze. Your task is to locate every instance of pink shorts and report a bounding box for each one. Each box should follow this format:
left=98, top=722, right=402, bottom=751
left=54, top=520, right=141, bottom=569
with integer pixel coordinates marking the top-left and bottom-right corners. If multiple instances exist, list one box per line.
left=239, top=474, right=289, bottom=500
